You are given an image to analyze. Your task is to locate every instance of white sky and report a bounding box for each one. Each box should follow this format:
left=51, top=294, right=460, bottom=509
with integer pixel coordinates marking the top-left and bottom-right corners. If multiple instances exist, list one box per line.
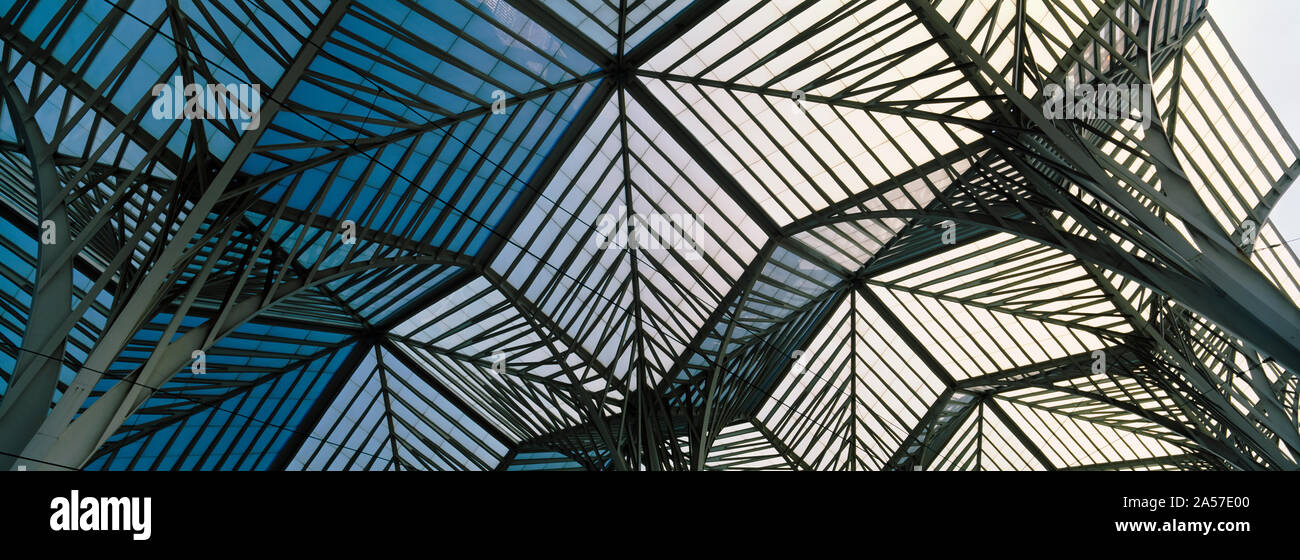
left=1210, top=0, right=1300, bottom=242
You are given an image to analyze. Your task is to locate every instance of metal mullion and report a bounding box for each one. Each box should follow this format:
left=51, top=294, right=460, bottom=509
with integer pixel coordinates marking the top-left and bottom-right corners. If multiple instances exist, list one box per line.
left=193, top=0, right=295, bottom=67
left=981, top=410, right=1030, bottom=468
left=659, top=81, right=812, bottom=218
left=1171, top=56, right=1276, bottom=220
left=622, top=116, right=756, bottom=267
left=372, top=129, right=480, bottom=241
left=333, top=261, right=411, bottom=315
left=566, top=0, right=620, bottom=44
left=997, top=396, right=1076, bottom=466
left=418, top=344, right=568, bottom=441
left=336, top=13, right=514, bottom=100
left=775, top=384, right=847, bottom=469
left=934, top=414, right=978, bottom=470
left=346, top=266, right=443, bottom=320
left=850, top=322, right=936, bottom=434
left=358, top=435, right=392, bottom=471
left=631, top=79, right=785, bottom=238
left=387, top=413, right=461, bottom=470
left=158, top=407, right=223, bottom=471
left=487, top=270, right=616, bottom=381
left=890, top=285, right=994, bottom=379
left=247, top=73, right=601, bottom=198
left=769, top=329, right=850, bottom=448
left=654, top=244, right=785, bottom=397
left=169, top=5, right=246, bottom=144
left=12, top=1, right=82, bottom=64
left=882, top=262, right=1124, bottom=338
left=803, top=222, right=878, bottom=267
left=188, top=388, right=256, bottom=471
left=749, top=418, right=813, bottom=470
left=202, top=223, right=300, bottom=352
left=972, top=0, right=1009, bottom=60
left=348, top=414, right=409, bottom=471
left=547, top=254, right=631, bottom=357
left=1047, top=0, right=1145, bottom=78
left=443, top=2, right=599, bottom=84
left=1023, top=391, right=1108, bottom=465
left=502, top=0, right=615, bottom=68
left=230, top=361, right=325, bottom=470
left=1064, top=396, right=1163, bottom=465
left=498, top=130, right=619, bottom=288
left=836, top=56, right=974, bottom=105
left=708, top=86, right=827, bottom=213
left=976, top=289, right=1070, bottom=378
left=561, top=267, right=635, bottom=362
left=798, top=324, right=856, bottom=467
left=692, top=0, right=823, bottom=80
left=631, top=254, right=718, bottom=326
left=856, top=317, right=942, bottom=421
left=499, top=119, right=620, bottom=289
left=773, top=98, right=887, bottom=213
left=679, top=285, right=847, bottom=413
left=385, top=365, right=504, bottom=462
left=757, top=304, right=874, bottom=466
left=1163, top=123, right=1253, bottom=230
left=847, top=398, right=895, bottom=467
left=388, top=388, right=496, bottom=470
left=809, top=396, right=856, bottom=469
left=1200, top=18, right=1298, bottom=159
left=694, top=247, right=793, bottom=467
left=777, top=5, right=917, bottom=91
left=120, top=429, right=155, bottom=471
left=861, top=102, right=948, bottom=191
left=454, top=88, right=588, bottom=258
left=24, top=5, right=141, bottom=122
left=611, top=229, right=720, bottom=327
left=426, top=93, right=558, bottom=252
left=416, top=349, right=547, bottom=441
left=648, top=72, right=1009, bottom=138
left=576, top=271, right=637, bottom=386
left=389, top=449, right=421, bottom=471
left=265, top=342, right=369, bottom=470
left=260, top=166, right=342, bottom=307
left=334, top=389, right=389, bottom=471
left=368, top=347, right=404, bottom=471
left=384, top=397, right=473, bottom=470
left=312, top=40, right=479, bottom=115
left=143, top=410, right=190, bottom=471
left=303, top=365, right=381, bottom=470
left=208, top=370, right=295, bottom=471
left=882, top=389, right=958, bottom=468
left=753, top=91, right=861, bottom=207
left=776, top=0, right=904, bottom=83
left=639, top=283, right=713, bottom=350
left=620, top=0, right=673, bottom=40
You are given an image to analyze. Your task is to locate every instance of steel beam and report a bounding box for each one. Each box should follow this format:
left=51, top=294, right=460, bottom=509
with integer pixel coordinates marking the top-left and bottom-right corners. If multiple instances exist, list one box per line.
left=0, top=71, right=74, bottom=470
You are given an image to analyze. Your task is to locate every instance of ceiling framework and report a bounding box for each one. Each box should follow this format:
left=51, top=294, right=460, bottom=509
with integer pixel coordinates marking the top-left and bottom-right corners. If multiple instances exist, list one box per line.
left=0, top=0, right=1297, bottom=471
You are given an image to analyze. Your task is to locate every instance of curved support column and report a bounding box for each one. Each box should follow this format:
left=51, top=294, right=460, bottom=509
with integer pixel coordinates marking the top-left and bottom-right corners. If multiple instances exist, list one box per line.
left=0, top=73, right=73, bottom=471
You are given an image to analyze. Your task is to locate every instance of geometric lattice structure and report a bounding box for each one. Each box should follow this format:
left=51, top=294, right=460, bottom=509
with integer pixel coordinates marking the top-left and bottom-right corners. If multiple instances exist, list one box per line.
left=1, top=0, right=1297, bottom=471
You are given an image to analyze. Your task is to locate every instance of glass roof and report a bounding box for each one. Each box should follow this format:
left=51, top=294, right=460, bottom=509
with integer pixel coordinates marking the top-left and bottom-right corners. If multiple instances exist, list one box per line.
left=1, top=0, right=1299, bottom=471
